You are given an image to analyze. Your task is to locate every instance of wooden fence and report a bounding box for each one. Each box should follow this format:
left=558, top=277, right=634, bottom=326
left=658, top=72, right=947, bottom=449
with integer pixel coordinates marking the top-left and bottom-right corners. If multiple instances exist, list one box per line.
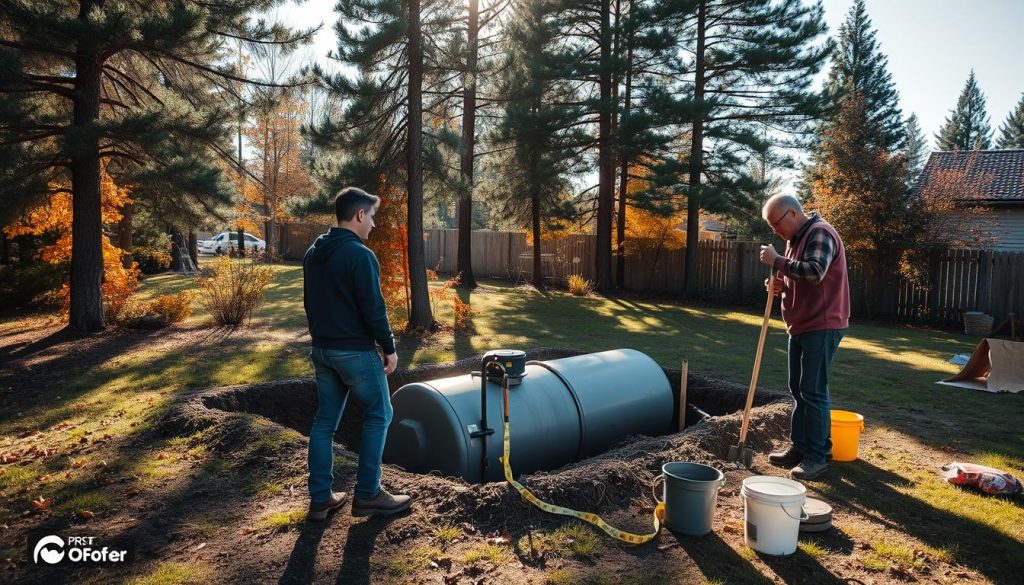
left=424, top=229, right=1024, bottom=327
left=278, top=224, right=1024, bottom=327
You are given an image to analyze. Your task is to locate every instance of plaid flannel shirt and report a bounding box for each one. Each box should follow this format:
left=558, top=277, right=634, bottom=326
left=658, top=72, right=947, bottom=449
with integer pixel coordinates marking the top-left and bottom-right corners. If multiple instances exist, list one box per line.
left=773, top=215, right=836, bottom=284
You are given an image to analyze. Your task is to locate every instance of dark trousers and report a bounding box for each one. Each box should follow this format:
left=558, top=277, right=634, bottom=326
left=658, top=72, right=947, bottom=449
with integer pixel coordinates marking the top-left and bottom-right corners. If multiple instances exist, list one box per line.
left=787, top=328, right=844, bottom=465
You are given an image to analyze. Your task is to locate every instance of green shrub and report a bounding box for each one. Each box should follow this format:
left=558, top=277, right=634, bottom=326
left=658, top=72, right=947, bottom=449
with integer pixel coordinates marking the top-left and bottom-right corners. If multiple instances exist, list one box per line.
left=196, top=256, right=273, bottom=326
left=133, top=245, right=172, bottom=274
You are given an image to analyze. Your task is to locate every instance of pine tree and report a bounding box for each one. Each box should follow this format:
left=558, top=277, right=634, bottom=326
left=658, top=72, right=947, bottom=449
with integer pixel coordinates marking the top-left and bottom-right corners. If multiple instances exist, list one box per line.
left=823, top=0, right=905, bottom=151
left=811, top=92, right=909, bottom=310
left=996, top=92, right=1024, bottom=149
left=659, top=0, right=829, bottom=296
left=495, top=0, right=588, bottom=290
left=904, top=113, right=928, bottom=187
left=936, top=71, right=993, bottom=150
left=308, top=0, right=472, bottom=329
left=0, top=0, right=312, bottom=334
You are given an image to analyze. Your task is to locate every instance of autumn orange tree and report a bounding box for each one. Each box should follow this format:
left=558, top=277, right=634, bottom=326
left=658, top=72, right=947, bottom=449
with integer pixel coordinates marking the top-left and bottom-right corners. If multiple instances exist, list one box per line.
left=621, top=163, right=686, bottom=289
left=242, top=86, right=314, bottom=258
left=811, top=93, right=910, bottom=285
left=811, top=92, right=990, bottom=312
left=3, top=165, right=140, bottom=321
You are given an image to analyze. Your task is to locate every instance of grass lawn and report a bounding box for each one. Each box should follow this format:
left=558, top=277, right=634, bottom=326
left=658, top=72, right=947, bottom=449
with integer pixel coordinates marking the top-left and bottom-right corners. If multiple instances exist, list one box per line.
left=2, top=258, right=1022, bottom=584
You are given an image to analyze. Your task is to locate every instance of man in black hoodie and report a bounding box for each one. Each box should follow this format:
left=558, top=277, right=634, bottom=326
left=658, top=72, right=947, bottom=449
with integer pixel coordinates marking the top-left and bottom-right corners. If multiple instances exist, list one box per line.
left=303, top=187, right=412, bottom=520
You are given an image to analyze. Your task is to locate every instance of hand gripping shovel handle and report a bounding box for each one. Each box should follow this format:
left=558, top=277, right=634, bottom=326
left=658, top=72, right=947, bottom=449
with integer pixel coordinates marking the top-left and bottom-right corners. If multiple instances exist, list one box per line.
left=737, top=269, right=776, bottom=447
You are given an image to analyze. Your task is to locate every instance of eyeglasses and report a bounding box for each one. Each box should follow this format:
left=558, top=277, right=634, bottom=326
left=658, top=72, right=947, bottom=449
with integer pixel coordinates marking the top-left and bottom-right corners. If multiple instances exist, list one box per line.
left=768, top=209, right=792, bottom=230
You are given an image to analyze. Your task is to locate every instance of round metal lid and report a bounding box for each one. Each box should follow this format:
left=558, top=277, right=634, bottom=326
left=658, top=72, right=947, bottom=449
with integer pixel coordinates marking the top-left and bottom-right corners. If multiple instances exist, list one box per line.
left=801, top=497, right=834, bottom=525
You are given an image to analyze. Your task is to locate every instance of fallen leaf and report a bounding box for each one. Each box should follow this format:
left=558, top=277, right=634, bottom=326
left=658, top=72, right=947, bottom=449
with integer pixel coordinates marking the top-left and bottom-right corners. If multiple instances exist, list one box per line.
left=39, top=474, right=52, bottom=482
left=78, top=510, right=94, bottom=520
left=486, top=535, right=510, bottom=545
left=1, top=453, right=20, bottom=464
left=195, top=542, right=206, bottom=551
left=156, top=452, right=168, bottom=460
left=31, top=496, right=49, bottom=511
left=72, top=459, right=86, bottom=469
left=430, top=556, right=453, bottom=571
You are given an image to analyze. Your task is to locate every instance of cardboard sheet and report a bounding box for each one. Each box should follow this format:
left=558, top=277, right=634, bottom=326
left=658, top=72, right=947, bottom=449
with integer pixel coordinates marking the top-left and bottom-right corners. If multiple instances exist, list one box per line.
left=937, top=338, right=1024, bottom=393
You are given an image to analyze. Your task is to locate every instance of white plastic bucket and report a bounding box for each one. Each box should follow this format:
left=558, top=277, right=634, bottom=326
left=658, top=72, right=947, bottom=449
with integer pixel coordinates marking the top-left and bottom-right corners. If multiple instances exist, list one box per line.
left=740, top=476, right=807, bottom=555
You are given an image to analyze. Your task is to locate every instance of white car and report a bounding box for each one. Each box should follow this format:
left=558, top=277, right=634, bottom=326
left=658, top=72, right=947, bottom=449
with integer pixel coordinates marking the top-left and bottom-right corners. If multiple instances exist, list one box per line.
left=198, top=232, right=266, bottom=255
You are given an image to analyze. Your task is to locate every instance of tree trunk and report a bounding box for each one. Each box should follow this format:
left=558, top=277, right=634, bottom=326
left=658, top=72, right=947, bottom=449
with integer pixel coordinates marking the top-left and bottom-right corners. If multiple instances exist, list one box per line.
left=456, top=0, right=479, bottom=289
left=595, top=0, right=615, bottom=293
left=236, top=227, right=245, bottom=258
left=683, top=0, right=706, bottom=297
left=406, top=0, right=434, bottom=330
left=532, top=185, right=544, bottom=291
left=616, top=4, right=633, bottom=289
left=117, top=202, right=134, bottom=268
left=169, top=231, right=184, bottom=271
left=68, top=37, right=106, bottom=335
left=1, top=234, right=10, bottom=264
left=188, top=230, right=198, bottom=267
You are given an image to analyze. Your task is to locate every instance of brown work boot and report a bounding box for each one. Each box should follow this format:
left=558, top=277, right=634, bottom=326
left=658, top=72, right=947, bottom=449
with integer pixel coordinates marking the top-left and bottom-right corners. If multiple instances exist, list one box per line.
left=351, top=488, right=412, bottom=517
left=308, top=491, right=348, bottom=521
left=768, top=446, right=804, bottom=468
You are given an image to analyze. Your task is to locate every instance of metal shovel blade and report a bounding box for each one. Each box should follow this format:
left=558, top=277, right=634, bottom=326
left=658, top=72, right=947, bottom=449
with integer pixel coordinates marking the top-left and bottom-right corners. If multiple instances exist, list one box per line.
left=727, top=443, right=754, bottom=469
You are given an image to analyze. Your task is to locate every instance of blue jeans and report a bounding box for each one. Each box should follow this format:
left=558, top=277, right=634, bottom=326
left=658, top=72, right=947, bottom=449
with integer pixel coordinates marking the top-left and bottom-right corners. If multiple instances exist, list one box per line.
left=308, top=348, right=392, bottom=502
left=787, top=329, right=844, bottom=465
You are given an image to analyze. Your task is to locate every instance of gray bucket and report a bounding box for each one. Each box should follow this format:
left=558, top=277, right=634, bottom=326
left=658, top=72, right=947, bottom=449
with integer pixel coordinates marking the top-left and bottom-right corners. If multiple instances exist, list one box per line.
left=654, top=461, right=726, bottom=536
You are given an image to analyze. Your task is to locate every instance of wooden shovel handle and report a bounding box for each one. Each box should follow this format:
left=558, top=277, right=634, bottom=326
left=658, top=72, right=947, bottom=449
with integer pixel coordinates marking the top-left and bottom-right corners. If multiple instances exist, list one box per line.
left=738, top=270, right=776, bottom=444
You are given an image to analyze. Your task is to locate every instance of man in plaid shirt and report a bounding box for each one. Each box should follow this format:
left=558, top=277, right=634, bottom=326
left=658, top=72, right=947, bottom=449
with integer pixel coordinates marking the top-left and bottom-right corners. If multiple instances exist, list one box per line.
left=758, top=194, right=850, bottom=480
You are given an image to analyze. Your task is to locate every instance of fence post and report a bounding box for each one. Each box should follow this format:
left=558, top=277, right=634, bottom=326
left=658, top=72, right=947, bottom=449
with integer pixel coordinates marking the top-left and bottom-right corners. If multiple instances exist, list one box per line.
left=734, top=242, right=747, bottom=304
left=976, top=250, right=992, bottom=314
left=927, top=249, right=941, bottom=322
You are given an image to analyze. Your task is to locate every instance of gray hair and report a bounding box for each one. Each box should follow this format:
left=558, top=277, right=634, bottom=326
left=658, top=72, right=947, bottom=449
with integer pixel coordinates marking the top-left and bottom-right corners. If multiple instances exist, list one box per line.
left=762, top=194, right=804, bottom=220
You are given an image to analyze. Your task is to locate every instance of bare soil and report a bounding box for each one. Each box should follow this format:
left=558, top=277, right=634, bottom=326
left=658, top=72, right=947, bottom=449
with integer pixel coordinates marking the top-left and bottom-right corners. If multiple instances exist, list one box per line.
left=0, top=326, right=992, bottom=584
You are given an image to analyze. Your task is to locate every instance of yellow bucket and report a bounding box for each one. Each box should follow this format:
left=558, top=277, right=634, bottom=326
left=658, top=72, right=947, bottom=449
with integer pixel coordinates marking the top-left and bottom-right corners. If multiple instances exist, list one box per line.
left=830, top=410, right=864, bottom=462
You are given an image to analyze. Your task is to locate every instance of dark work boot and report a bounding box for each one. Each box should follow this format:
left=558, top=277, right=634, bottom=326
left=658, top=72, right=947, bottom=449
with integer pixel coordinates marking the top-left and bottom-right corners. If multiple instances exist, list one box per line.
left=351, top=488, right=412, bottom=517
left=768, top=446, right=804, bottom=468
left=308, top=491, right=348, bottom=521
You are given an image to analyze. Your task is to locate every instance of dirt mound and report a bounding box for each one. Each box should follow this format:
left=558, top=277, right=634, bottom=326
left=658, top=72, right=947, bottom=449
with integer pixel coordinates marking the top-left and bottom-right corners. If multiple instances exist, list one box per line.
left=156, top=348, right=792, bottom=532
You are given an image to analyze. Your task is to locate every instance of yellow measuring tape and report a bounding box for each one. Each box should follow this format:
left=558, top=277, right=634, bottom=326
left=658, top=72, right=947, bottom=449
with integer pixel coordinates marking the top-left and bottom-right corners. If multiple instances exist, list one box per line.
left=498, top=417, right=665, bottom=544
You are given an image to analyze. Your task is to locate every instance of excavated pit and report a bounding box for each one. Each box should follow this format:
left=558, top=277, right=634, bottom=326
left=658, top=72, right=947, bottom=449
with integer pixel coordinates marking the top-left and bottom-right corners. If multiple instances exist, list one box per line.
left=158, top=348, right=793, bottom=528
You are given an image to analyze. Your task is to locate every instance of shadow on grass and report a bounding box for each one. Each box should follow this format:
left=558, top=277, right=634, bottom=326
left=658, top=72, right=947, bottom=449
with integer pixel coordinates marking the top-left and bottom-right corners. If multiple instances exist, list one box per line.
left=459, top=280, right=1020, bottom=468
left=674, top=531, right=773, bottom=584
left=817, top=459, right=1023, bottom=583
left=278, top=515, right=332, bottom=585
left=333, top=514, right=404, bottom=585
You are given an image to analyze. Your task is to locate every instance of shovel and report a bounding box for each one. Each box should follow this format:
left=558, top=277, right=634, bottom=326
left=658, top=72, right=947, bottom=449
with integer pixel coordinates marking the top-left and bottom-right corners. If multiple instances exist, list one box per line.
left=728, top=270, right=777, bottom=468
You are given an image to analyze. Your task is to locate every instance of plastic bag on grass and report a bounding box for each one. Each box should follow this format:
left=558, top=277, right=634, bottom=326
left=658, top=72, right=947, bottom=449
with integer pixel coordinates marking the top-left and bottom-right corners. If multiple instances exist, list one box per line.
left=942, top=462, right=1022, bottom=496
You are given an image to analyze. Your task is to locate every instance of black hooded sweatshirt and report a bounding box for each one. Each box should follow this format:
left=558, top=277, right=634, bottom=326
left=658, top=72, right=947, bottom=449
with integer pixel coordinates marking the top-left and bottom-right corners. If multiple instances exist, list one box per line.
left=302, top=227, right=396, bottom=354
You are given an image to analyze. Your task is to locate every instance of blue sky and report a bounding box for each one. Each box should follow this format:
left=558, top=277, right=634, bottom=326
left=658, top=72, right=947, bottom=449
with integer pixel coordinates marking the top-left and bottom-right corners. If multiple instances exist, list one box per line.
left=282, top=0, right=1024, bottom=151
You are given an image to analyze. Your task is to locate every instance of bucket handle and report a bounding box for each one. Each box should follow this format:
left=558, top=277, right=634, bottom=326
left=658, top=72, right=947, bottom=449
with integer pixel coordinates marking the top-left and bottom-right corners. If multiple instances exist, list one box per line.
left=652, top=474, right=664, bottom=504
left=652, top=473, right=726, bottom=503
left=780, top=503, right=809, bottom=522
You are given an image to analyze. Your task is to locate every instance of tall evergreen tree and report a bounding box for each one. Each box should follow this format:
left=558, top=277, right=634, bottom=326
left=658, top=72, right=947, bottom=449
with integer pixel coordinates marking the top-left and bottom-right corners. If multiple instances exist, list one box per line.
left=936, top=71, right=992, bottom=150
left=823, top=0, right=904, bottom=151
left=496, top=0, right=587, bottom=290
left=455, top=0, right=510, bottom=289
left=0, top=0, right=311, bottom=334
left=996, top=92, right=1024, bottom=149
left=307, top=0, right=468, bottom=329
left=660, top=0, right=829, bottom=296
left=904, top=113, right=928, bottom=187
